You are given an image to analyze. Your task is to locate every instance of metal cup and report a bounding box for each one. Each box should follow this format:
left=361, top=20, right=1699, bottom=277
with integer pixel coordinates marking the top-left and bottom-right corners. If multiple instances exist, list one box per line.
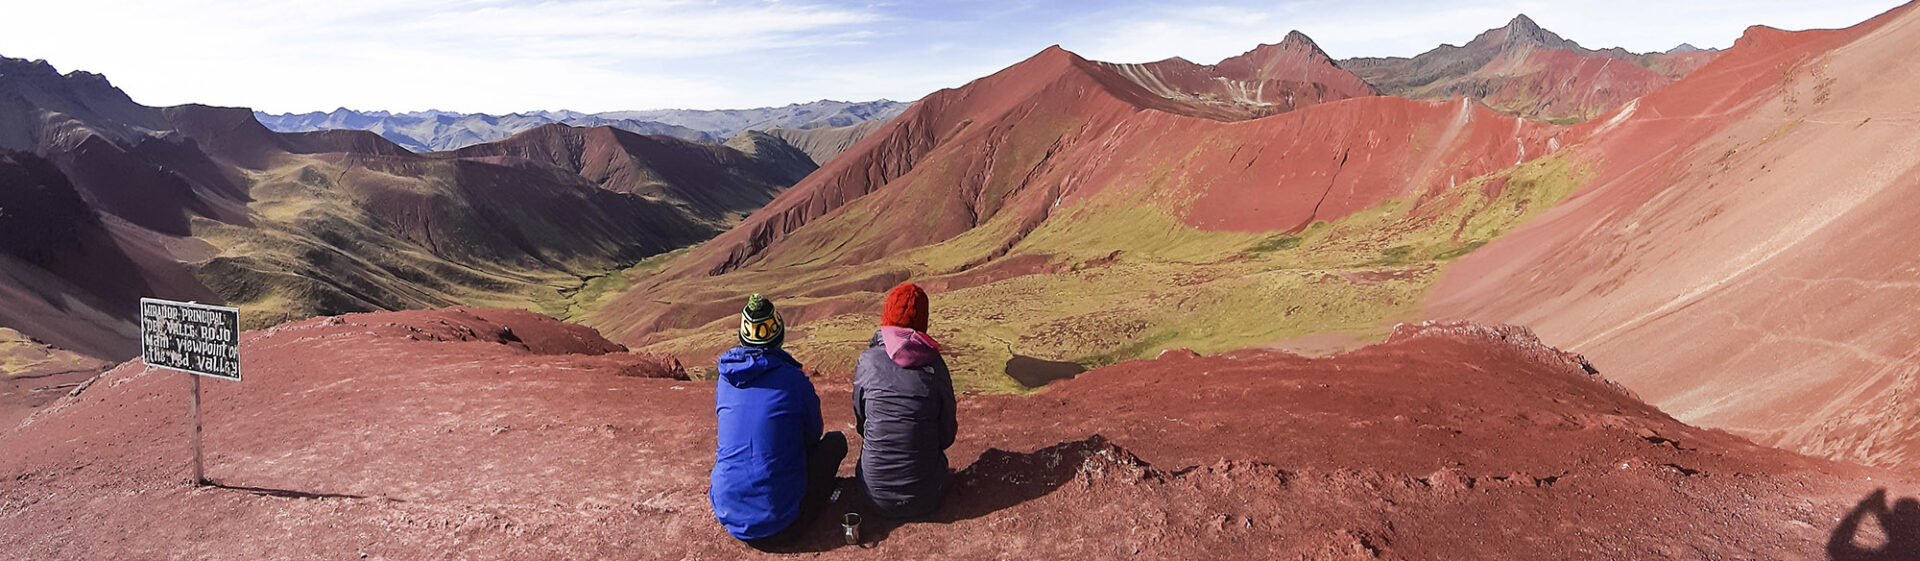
left=842, top=512, right=863, bottom=546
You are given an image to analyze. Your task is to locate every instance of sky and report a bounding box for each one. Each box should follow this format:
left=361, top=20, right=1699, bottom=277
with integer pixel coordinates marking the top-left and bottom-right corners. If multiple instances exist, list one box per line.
left=0, top=0, right=1907, bottom=114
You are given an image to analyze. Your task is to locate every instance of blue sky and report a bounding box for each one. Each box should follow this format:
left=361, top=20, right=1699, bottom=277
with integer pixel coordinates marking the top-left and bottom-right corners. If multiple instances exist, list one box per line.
left=0, top=0, right=1906, bottom=114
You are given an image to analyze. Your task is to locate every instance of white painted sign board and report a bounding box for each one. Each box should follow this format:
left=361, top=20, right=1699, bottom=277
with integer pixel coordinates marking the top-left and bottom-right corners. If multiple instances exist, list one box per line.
left=139, top=298, right=240, bottom=381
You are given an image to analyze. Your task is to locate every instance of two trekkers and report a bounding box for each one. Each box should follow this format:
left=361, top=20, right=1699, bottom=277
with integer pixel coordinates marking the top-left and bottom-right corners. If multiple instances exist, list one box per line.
left=708, top=283, right=957, bottom=548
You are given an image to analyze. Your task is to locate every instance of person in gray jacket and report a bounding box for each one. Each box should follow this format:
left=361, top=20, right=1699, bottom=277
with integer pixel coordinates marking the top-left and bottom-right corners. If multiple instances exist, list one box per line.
left=853, top=282, right=958, bottom=519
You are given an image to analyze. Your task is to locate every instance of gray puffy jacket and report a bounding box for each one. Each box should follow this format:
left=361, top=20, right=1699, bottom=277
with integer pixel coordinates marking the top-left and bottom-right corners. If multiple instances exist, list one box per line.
left=853, top=328, right=958, bottom=519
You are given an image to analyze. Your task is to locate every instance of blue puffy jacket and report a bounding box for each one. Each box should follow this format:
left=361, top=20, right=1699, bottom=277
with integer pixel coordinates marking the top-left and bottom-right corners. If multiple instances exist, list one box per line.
left=710, top=346, right=822, bottom=540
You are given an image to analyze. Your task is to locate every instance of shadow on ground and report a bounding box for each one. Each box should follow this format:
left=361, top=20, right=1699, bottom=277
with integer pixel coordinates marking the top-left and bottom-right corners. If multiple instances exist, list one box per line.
left=1829, top=488, right=1920, bottom=561
left=753, top=435, right=1124, bottom=553
left=210, top=481, right=370, bottom=501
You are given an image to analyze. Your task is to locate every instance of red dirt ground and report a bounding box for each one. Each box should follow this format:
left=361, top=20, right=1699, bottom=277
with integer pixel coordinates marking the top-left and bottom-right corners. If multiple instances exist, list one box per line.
left=1426, top=3, right=1920, bottom=469
left=1, top=310, right=1907, bottom=559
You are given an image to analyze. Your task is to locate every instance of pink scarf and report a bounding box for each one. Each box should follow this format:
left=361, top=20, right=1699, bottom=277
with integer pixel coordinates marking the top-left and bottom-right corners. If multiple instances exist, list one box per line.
left=879, top=326, right=941, bottom=368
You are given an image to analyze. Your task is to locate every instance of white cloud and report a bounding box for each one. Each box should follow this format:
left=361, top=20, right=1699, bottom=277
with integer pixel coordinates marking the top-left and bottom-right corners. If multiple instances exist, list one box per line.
left=0, top=0, right=887, bottom=112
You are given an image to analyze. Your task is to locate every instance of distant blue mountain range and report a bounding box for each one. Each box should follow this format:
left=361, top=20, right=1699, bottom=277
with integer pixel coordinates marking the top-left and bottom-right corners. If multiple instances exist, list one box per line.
left=255, top=99, right=910, bottom=153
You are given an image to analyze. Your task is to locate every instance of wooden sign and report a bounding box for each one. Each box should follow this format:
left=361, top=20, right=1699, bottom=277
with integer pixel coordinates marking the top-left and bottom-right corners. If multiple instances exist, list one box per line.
left=138, top=297, right=241, bottom=485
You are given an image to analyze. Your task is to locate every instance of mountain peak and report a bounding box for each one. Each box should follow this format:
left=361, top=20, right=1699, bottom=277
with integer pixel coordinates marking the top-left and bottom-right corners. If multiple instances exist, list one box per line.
left=59, top=70, right=113, bottom=88
left=1471, top=13, right=1577, bottom=53
left=1017, top=44, right=1082, bottom=69
left=0, top=56, right=60, bottom=78
left=1229, top=30, right=1335, bottom=67
left=1506, top=14, right=1541, bottom=34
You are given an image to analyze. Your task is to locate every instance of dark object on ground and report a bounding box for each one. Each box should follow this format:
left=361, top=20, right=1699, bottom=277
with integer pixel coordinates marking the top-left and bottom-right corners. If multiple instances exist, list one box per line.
left=1005, top=354, right=1086, bottom=388
left=1828, top=488, right=1920, bottom=561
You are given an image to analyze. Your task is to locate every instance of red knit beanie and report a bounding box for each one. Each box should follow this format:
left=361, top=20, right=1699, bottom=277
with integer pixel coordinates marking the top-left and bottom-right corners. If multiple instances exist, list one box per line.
left=882, top=282, right=929, bottom=332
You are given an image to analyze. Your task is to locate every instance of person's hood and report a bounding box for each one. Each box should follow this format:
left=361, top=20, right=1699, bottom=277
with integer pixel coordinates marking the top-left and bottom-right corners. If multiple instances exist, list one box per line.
left=874, top=326, right=941, bottom=368
left=717, top=345, right=799, bottom=387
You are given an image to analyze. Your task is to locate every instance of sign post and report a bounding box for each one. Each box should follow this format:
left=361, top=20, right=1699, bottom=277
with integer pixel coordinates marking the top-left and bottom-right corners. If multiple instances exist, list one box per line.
left=138, top=298, right=241, bottom=486
left=190, top=373, right=203, bottom=484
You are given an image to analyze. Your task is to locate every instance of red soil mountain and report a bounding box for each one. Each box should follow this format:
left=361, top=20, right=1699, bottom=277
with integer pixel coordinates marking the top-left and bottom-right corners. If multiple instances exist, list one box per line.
left=11, top=10, right=1920, bottom=558
left=0, top=311, right=1899, bottom=559
left=1342, top=15, right=1714, bottom=122
left=587, top=41, right=1563, bottom=345
left=1426, top=3, right=1920, bottom=468
left=583, top=4, right=1920, bottom=481
left=1097, top=31, right=1378, bottom=121
left=0, top=55, right=813, bottom=373
left=676, top=45, right=1547, bottom=278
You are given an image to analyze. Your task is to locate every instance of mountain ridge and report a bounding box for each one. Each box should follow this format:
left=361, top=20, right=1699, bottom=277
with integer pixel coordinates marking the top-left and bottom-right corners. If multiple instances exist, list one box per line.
left=6, top=6, right=1920, bottom=557
left=1424, top=1, right=1920, bottom=468
left=1095, top=31, right=1377, bottom=121
left=255, top=100, right=912, bottom=153
left=572, top=3, right=1920, bottom=476
left=0, top=53, right=815, bottom=375
left=581, top=39, right=1571, bottom=395
left=1339, top=14, right=1718, bottom=121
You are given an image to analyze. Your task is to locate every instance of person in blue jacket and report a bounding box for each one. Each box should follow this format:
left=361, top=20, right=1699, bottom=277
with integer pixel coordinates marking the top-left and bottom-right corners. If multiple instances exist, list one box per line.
left=710, top=293, right=846, bottom=549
